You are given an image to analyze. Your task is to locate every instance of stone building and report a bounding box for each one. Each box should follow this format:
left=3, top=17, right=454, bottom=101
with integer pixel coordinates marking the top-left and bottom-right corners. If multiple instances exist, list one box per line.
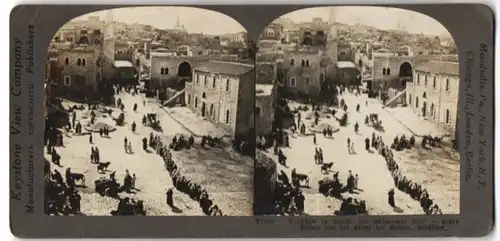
left=260, top=23, right=283, bottom=41
left=282, top=47, right=327, bottom=98
left=148, top=53, right=194, bottom=92
left=299, top=28, right=327, bottom=46
left=255, top=84, right=277, bottom=136
left=111, top=60, right=138, bottom=86
left=51, top=45, right=102, bottom=100
left=335, top=61, right=360, bottom=85
left=337, top=39, right=354, bottom=62
left=255, top=62, right=278, bottom=136
left=115, top=42, right=134, bottom=61
left=405, top=60, right=459, bottom=132
left=185, top=61, right=255, bottom=138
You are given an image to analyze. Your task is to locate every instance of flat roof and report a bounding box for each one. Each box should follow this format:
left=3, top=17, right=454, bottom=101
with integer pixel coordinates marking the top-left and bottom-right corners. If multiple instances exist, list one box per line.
left=194, top=61, right=254, bottom=76
left=256, top=84, right=274, bottom=97
left=415, top=60, right=459, bottom=76
left=113, top=60, right=134, bottom=68
left=336, top=61, right=356, bottom=68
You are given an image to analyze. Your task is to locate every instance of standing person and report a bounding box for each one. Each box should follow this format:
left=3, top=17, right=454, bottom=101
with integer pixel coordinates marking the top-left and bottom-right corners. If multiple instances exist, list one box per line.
left=388, top=188, right=396, bottom=207
left=313, top=134, right=317, bottom=145
left=131, top=121, right=137, bottom=133
left=128, top=141, right=133, bottom=154
left=295, top=190, right=305, bottom=214
left=124, top=137, right=128, bottom=153
left=350, top=141, right=356, bottom=154
left=354, top=174, right=359, bottom=189
left=95, top=147, right=100, bottom=163
left=132, top=174, right=136, bottom=189
left=166, top=188, right=174, bottom=207
left=365, top=137, right=370, bottom=151
left=89, top=133, right=93, bottom=144
left=347, top=138, right=351, bottom=154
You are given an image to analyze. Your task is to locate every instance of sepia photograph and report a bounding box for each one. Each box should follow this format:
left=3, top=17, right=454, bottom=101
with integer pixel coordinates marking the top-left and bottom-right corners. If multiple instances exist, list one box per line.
left=254, top=6, right=460, bottom=216
left=43, top=6, right=255, bottom=216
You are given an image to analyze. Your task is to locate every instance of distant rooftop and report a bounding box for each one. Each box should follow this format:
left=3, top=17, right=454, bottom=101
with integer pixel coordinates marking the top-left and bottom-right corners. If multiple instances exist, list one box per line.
left=194, top=61, right=254, bottom=76
left=336, top=61, right=356, bottom=69
left=415, top=61, right=459, bottom=76
left=114, top=60, right=134, bottom=68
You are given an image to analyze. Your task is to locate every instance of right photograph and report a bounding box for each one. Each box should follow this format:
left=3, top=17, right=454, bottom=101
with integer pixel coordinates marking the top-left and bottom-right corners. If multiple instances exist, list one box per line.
left=254, top=6, right=460, bottom=216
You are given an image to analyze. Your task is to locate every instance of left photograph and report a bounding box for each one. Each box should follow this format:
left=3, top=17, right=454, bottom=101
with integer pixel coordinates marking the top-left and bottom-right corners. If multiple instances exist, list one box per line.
left=44, top=6, right=255, bottom=216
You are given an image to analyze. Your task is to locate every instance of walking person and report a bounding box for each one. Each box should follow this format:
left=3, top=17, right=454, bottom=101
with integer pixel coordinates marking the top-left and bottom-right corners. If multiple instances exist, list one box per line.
left=124, top=137, right=128, bottom=153
left=128, top=141, right=133, bottom=154
left=388, top=188, right=396, bottom=207
left=347, top=138, right=351, bottom=154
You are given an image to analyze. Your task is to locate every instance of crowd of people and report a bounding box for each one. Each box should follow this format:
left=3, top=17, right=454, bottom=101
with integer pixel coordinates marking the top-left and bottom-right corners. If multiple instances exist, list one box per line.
left=374, top=133, right=444, bottom=215
left=45, top=168, right=83, bottom=216
left=149, top=132, right=227, bottom=216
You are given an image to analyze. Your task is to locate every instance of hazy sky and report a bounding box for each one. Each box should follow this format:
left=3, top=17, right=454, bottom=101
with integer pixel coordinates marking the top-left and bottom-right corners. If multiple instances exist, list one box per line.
left=74, top=6, right=246, bottom=35
left=73, top=6, right=450, bottom=36
left=283, top=6, right=450, bottom=36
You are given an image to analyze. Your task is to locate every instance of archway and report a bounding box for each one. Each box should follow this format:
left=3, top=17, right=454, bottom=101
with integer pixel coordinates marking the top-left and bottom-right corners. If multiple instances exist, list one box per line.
left=210, top=103, right=214, bottom=117
left=430, top=103, right=435, bottom=119
left=399, top=62, right=413, bottom=88
left=78, top=36, right=89, bottom=44
left=202, top=92, right=206, bottom=99
left=201, top=101, right=206, bottom=117
left=302, top=37, right=313, bottom=45
left=177, top=61, right=192, bottom=79
left=422, top=101, right=427, bottom=117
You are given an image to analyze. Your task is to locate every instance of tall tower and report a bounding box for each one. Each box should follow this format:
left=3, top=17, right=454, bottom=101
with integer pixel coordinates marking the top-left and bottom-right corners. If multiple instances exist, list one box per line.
left=325, top=7, right=338, bottom=78
left=175, top=11, right=181, bottom=29
left=103, top=9, right=115, bottom=63
left=328, top=7, right=337, bottom=40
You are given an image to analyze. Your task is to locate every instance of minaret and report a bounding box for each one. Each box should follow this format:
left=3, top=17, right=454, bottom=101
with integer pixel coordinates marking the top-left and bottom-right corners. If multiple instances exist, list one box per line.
left=175, top=11, right=181, bottom=29
left=103, top=9, right=115, bottom=62
left=328, top=7, right=337, bottom=40
left=325, top=7, right=338, bottom=79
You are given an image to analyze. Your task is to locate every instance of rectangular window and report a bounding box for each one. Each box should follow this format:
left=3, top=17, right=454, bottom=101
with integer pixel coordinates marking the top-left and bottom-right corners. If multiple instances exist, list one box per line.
left=64, top=76, right=71, bottom=86
left=290, top=77, right=296, bottom=87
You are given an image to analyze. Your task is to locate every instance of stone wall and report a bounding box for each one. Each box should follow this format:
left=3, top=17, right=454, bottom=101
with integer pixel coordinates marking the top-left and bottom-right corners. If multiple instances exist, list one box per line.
left=185, top=68, right=254, bottom=138
left=254, top=152, right=277, bottom=215
left=282, top=50, right=325, bottom=98
left=406, top=70, right=459, bottom=132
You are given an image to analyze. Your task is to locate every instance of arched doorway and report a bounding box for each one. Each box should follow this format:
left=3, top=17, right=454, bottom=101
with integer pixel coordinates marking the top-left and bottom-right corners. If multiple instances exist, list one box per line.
left=210, top=104, right=214, bottom=117
left=78, top=36, right=89, bottom=44
left=422, top=101, right=427, bottom=117
left=399, top=62, right=413, bottom=88
left=430, top=103, right=435, bottom=119
left=201, top=92, right=207, bottom=117
left=201, top=102, right=206, bottom=117
left=177, top=62, right=192, bottom=86
left=302, top=37, right=313, bottom=45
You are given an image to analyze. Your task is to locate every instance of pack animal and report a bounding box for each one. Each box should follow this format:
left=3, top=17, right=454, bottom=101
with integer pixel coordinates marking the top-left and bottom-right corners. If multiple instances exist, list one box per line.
left=97, top=162, right=111, bottom=173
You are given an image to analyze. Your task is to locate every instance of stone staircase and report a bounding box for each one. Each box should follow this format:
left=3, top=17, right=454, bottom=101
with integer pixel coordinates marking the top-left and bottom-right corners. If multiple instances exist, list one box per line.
left=162, top=89, right=185, bottom=108
left=384, top=89, right=406, bottom=108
